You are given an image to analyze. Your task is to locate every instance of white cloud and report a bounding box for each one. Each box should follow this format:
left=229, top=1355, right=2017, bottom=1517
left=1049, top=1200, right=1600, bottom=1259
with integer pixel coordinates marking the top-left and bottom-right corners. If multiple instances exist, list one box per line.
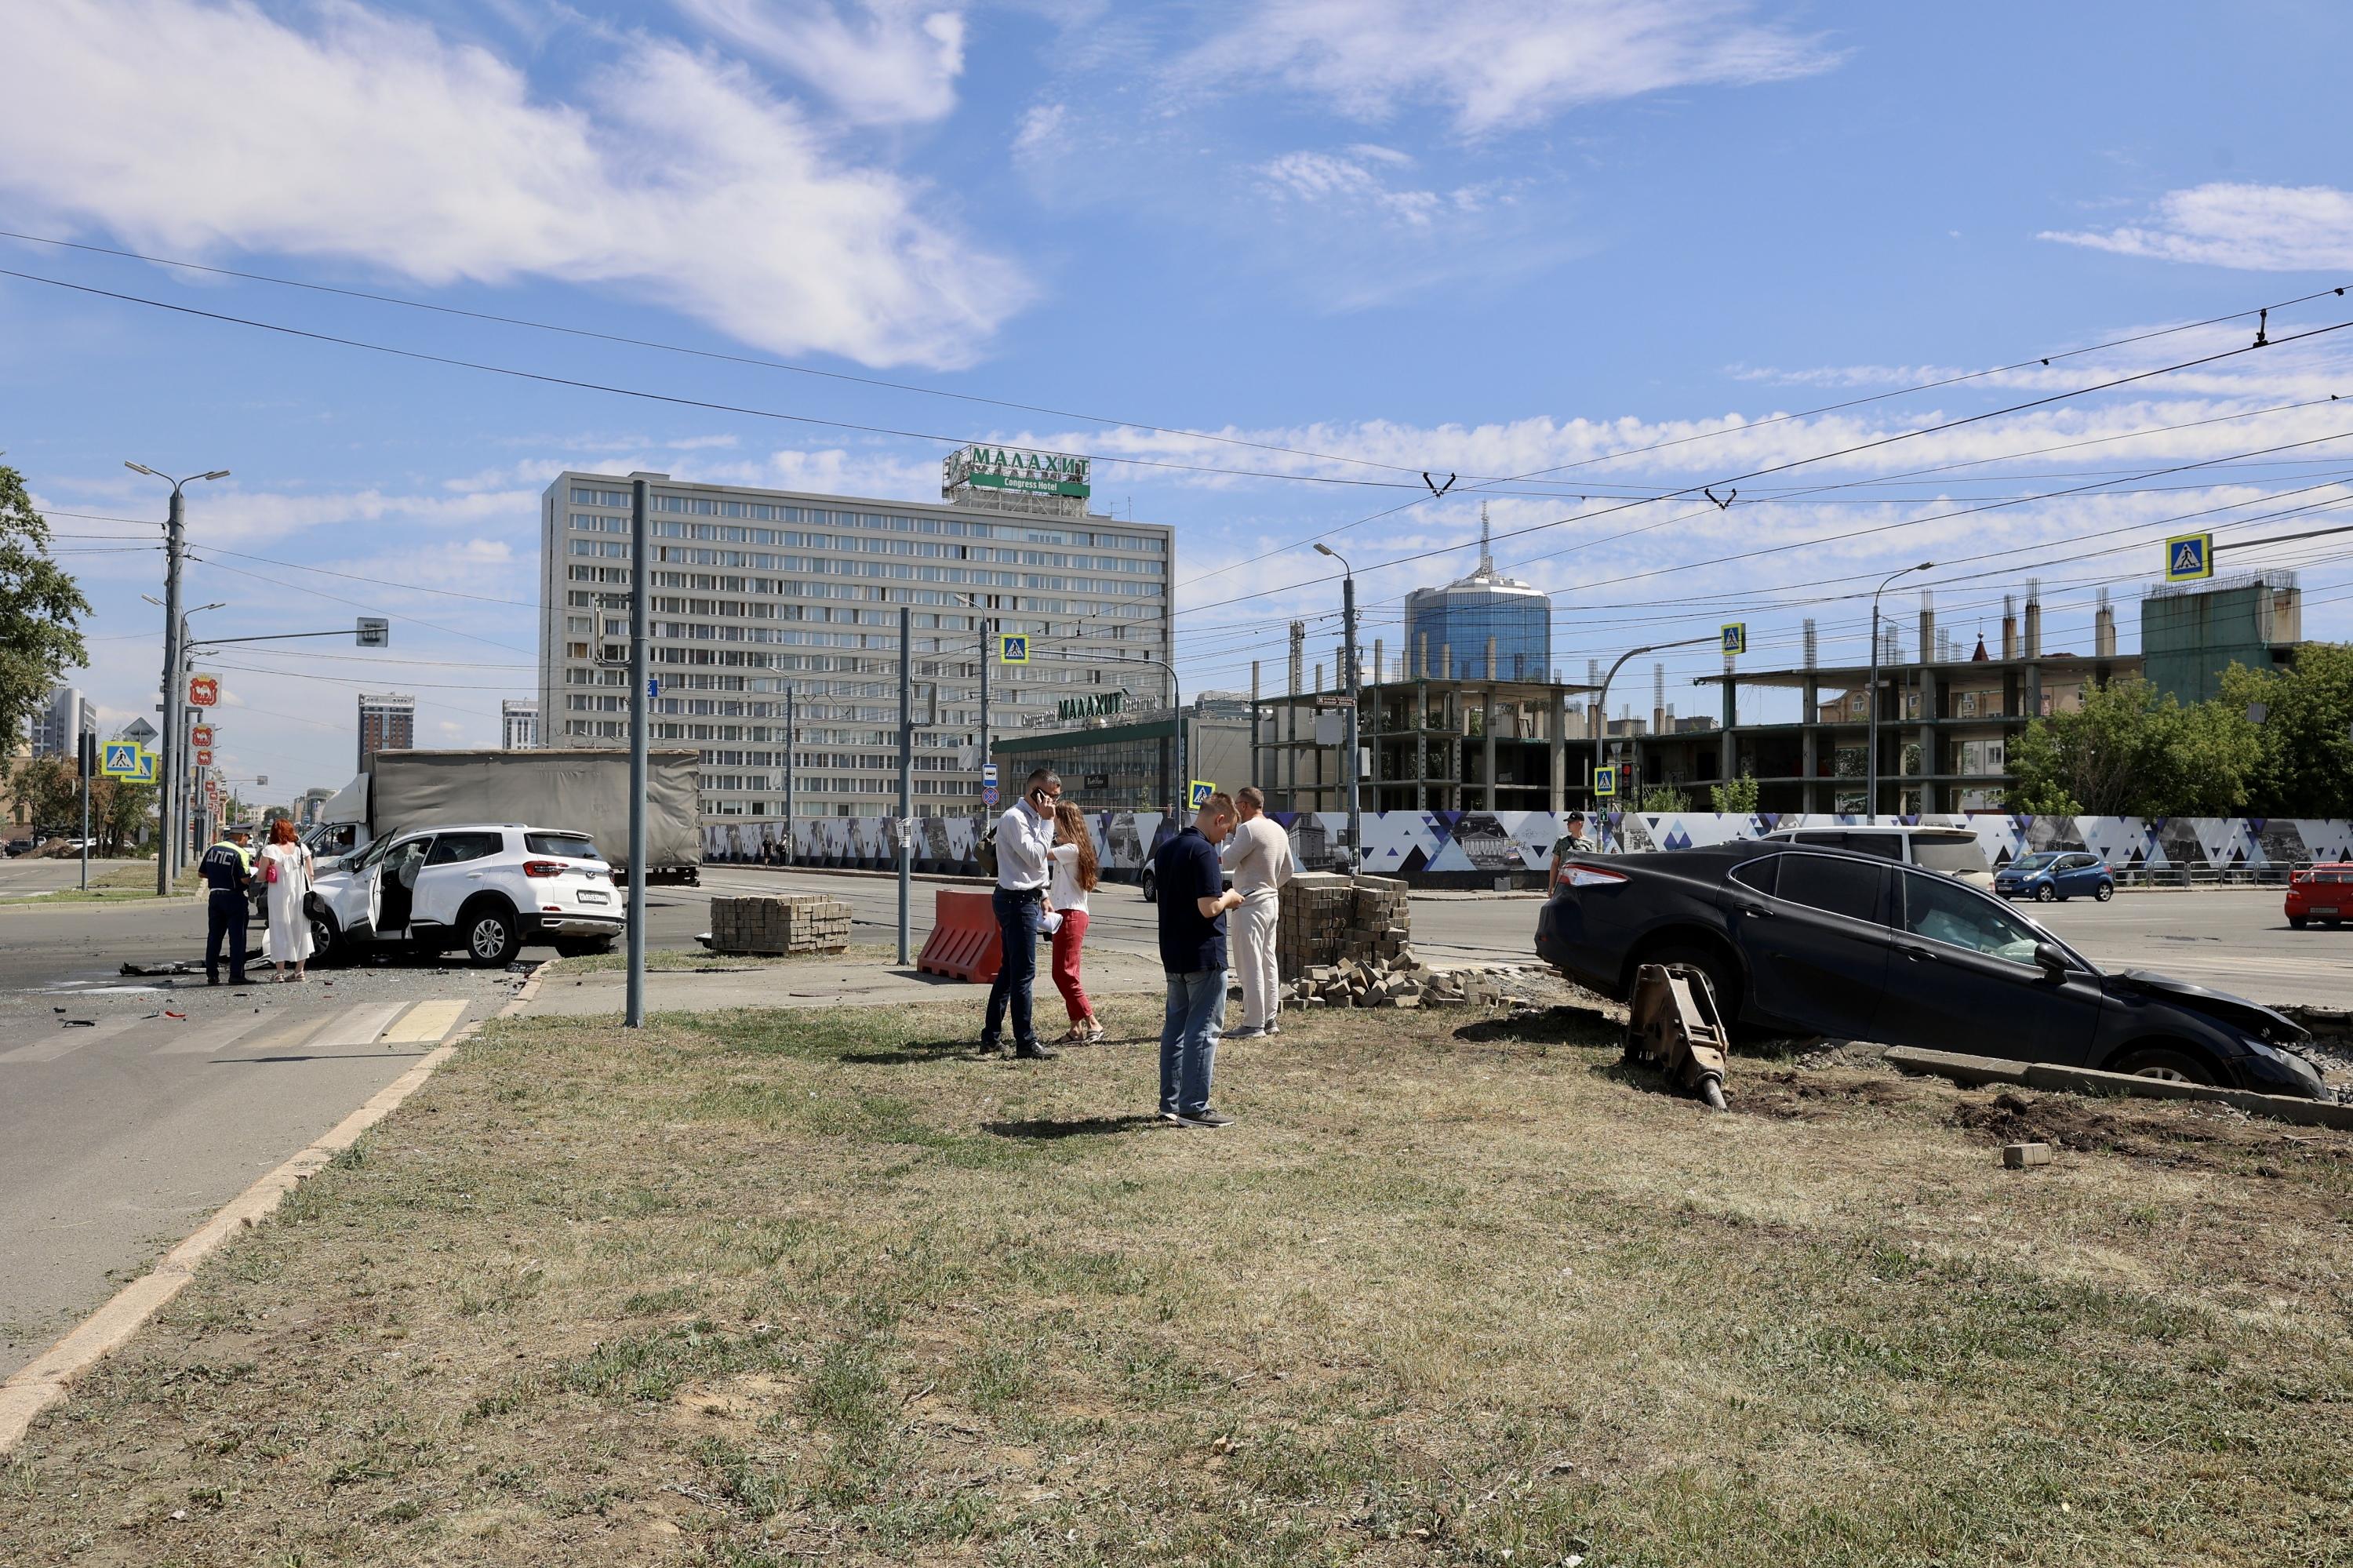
left=1013, top=102, right=1067, bottom=156
left=0, top=0, right=1027, bottom=368
left=673, top=0, right=966, bottom=125
left=1257, top=149, right=1465, bottom=227
left=1176, top=0, right=1839, bottom=134
left=2042, top=184, right=2353, bottom=272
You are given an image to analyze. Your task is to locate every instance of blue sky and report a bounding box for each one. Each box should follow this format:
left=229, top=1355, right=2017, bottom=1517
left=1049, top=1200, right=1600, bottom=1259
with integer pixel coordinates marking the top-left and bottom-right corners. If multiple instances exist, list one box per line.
left=4, top=0, right=2351, bottom=793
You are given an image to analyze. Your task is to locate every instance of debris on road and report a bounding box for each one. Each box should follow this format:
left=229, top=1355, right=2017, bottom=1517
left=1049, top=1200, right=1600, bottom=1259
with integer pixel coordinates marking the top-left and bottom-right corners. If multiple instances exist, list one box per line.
left=119, top=959, right=204, bottom=977
left=2003, top=1141, right=2055, bottom=1170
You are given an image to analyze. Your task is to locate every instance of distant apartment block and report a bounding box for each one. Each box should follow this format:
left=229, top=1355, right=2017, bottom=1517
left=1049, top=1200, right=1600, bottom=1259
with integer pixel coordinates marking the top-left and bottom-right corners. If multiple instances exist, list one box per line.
left=500, top=698, right=541, bottom=751
left=357, top=692, right=416, bottom=772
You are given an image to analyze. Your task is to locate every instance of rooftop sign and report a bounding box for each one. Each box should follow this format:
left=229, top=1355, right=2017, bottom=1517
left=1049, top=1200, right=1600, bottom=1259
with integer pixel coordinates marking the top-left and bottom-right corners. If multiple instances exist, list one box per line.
left=944, top=446, right=1090, bottom=500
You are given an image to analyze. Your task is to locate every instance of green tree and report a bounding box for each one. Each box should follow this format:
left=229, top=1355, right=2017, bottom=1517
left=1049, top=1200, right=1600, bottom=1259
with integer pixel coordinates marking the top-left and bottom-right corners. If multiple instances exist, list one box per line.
left=1709, top=769, right=1761, bottom=814
left=2220, top=644, right=2353, bottom=817
left=0, top=466, right=91, bottom=748
left=2007, top=677, right=2256, bottom=816
left=96, top=778, right=156, bottom=856
left=1634, top=780, right=1690, bottom=811
left=6, top=755, right=80, bottom=837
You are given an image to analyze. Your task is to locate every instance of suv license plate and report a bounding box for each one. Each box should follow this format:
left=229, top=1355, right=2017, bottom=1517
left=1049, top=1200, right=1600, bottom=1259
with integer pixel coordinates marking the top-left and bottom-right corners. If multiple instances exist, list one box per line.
left=578, top=889, right=609, bottom=904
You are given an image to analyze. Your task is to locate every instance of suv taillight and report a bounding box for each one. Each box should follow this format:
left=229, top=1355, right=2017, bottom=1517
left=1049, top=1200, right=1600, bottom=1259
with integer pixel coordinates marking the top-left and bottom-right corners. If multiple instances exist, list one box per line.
left=522, top=860, right=566, bottom=879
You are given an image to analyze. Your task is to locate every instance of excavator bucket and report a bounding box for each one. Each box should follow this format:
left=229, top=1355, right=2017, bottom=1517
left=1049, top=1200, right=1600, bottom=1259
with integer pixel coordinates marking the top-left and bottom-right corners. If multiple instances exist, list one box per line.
left=1624, top=962, right=1732, bottom=1110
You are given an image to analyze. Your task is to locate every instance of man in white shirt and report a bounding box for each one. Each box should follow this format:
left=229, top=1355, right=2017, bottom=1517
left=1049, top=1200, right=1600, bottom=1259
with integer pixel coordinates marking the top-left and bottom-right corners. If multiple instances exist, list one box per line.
left=983, top=767, right=1062, bottom=1060
left=1219, top=785, right=1293, bottom=1039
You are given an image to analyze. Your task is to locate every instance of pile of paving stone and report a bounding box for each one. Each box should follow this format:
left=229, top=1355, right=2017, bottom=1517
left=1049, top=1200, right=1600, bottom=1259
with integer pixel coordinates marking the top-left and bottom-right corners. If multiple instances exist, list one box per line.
left=707, top=893, right=853, bottom=955
left=1289, top=956, right=1546, bottom=1011
left=1276, top=872, right=1413, bottom=977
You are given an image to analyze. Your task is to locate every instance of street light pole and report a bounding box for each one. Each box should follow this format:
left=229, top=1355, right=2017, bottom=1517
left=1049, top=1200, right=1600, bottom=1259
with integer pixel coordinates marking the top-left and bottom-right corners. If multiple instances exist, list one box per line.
left=625, top=477, right=650, bottom=1028
left=125, top=463, right=227, bottom=893
left=1866, top=562, right=1935, bottom=825
left=1312, top=544, right=1362, bottom=869
left=896, top=605, right=913, bottom=965
left=1594, top=634, right=1718, bottom=836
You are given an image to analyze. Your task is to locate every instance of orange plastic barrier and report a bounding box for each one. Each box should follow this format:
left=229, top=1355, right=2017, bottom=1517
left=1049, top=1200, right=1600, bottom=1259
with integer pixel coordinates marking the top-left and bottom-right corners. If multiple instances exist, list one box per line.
left=915, top=888, right=1002, bottom=982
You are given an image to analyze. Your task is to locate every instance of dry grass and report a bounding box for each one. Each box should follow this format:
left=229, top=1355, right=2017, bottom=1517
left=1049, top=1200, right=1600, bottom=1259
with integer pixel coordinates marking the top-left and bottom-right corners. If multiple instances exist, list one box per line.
left=552, top=944, right=900, bottom=975
left=4, top=994, right=2349, bottom=1567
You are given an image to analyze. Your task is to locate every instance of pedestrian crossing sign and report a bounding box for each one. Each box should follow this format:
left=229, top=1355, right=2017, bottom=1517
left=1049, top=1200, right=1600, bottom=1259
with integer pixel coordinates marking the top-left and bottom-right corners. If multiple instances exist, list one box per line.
left=130, top=748, right=155, bottom=784
left=100, top=740, right=144, bottom=778
left=998, top=633, right=1030, bottom=664
left=1721, top=623, right=1747, bottom=655
left=1593, top=764, right=1619, bottom=798
left=1189, top=780, right=1216, bottom=809
left=2165, top=532, right=2213, bottom=583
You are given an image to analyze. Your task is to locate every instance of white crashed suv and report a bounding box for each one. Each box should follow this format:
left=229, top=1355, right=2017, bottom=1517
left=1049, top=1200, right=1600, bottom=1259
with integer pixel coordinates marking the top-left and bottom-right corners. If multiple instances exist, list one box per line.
left=307, top=823, right=622, bottom=967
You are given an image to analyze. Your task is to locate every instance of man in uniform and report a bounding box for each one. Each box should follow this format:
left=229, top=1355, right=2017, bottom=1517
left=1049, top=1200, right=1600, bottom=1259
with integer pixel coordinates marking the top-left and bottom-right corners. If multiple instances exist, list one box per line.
left=1547, top=810, right=1599, bottom=890
left=199, top=823, right=256, bottom=985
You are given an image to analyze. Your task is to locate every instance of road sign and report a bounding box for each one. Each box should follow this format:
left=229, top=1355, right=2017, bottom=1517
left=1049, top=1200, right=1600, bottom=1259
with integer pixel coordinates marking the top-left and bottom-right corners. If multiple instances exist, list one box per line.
left=2166, top=532, right=2213, bottom=583
left=195, top=748, right=215, bottom=767
left=118, top=716, right=157, bottom=745
left=129, top=749, right=156, bottom=785
left=982, top=784, right=999, bottom=807
left=355, top=617, right=390, bottom=647
left=1314, top=694, right=1355, bottom=709
left=982, top=763, right=999, bottom=785
left=1593, top=764, right=1620, bottom=798
left=1721, top=623, right=1747, bottom=655
left=190, top=724, right=215, bottom=748
left=648, top=677, right=660, bottom=698
left=101, top=740, right=143, bottom=779
left=1189, top=780, right=1216, bottom=809
left=187, top=674, right=219, bottom=708
left=998, top=633, right=1030, bottom=664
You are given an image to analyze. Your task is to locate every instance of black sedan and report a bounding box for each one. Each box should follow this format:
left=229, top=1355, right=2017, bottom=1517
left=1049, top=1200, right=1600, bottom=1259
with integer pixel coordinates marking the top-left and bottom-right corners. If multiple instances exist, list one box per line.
left=1535, top=841, right=2326, bottom=1098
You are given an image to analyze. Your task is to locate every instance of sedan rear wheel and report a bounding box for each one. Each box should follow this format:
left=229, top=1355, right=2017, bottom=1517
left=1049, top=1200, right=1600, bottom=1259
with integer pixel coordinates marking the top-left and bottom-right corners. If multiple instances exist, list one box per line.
left=2094, top=882, right=2114, bottom=903
left=2287, top=915, right=2307, bottom=930
left=2111, top=1044, right=2217, bottom=1086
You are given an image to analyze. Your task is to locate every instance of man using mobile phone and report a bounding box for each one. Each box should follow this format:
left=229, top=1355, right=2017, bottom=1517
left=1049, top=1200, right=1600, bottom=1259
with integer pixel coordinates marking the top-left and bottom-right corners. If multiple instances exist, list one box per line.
left=982, top=767, right=1063, bottom=1060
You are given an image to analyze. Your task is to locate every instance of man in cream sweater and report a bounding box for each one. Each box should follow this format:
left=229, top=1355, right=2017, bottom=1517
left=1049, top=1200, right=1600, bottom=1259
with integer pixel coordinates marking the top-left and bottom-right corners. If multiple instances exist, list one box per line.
left=1220, top=786, right=1293, bottom=1040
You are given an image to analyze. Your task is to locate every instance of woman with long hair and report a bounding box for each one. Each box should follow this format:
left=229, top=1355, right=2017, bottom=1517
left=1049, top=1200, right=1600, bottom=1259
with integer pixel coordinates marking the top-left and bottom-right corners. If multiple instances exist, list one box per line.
left=1047, top=801, right=1103, bottom=1045
left=258, top=817, right=315, bottom=982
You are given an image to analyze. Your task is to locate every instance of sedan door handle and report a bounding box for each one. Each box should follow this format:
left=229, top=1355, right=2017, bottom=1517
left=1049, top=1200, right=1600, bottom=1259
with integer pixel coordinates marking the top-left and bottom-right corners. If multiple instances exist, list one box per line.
left=1896, top=942, right=1939, bottom=962
left=1738, top=903, right=1773, bottom=919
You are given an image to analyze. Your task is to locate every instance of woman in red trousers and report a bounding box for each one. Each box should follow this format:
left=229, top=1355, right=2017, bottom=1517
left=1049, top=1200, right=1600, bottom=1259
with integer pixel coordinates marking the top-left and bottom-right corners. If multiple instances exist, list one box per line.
left=1047, top=802, right=1104, bottom=1045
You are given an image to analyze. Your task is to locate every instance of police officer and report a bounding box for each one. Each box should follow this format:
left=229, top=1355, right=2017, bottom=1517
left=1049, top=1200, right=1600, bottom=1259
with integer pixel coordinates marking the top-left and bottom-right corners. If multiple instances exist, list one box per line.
left=199, top=824, right=256, bottom=985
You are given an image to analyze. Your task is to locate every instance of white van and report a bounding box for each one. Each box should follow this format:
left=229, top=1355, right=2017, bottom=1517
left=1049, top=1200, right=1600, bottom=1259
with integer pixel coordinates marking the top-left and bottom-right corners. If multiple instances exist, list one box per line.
left=1758, top=824, right=1994, bottom=887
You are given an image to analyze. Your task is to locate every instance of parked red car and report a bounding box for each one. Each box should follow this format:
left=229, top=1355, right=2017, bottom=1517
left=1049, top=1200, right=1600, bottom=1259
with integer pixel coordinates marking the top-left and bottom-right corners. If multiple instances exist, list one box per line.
left=2286, top=864, right=2353, bottom=929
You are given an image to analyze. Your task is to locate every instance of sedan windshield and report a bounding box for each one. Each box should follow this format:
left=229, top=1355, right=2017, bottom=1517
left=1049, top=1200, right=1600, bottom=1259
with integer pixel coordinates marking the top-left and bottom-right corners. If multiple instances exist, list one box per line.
left=2007, top=853, right=2060, bottom=871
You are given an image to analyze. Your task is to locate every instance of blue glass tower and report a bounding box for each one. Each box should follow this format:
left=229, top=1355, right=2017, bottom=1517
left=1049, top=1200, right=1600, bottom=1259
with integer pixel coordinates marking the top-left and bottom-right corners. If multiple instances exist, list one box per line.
left=1402, top=511, right=1552, bottom=681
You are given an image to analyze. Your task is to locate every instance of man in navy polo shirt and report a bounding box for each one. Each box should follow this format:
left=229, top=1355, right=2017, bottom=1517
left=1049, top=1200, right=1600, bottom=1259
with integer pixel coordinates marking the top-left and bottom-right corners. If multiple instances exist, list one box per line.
left=1154, top=791, right=1245, bottom=1127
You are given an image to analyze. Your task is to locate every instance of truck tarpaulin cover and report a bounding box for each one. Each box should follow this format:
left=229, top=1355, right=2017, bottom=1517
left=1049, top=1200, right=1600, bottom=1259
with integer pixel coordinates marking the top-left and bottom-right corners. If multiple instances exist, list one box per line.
left=369, top=748, right=702, bottom=871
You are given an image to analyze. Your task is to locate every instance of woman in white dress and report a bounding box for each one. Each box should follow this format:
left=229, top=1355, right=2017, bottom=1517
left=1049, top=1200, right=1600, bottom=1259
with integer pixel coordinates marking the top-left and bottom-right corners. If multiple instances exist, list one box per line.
left=259, top=818, right=315, bottom=981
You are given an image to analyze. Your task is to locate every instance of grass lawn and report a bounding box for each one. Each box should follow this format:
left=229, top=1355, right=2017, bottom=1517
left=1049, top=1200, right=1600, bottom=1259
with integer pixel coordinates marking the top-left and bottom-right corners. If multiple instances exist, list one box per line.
left=0, top=861, right=199, bottom=905
left=4, top=995, right=2348, bottom=1566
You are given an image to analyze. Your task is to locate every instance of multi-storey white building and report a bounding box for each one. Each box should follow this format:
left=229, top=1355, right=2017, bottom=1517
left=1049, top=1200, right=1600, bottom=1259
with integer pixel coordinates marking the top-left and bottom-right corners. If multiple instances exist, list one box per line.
left=536, top=464, right=1173, bottom=820
left=500, top=698, right=541, bottom=751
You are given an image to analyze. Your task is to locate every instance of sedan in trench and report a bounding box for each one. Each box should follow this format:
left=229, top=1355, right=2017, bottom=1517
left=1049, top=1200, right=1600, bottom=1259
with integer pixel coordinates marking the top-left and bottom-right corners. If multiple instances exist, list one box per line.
left=1536, top=841, right=2325, bottom=1097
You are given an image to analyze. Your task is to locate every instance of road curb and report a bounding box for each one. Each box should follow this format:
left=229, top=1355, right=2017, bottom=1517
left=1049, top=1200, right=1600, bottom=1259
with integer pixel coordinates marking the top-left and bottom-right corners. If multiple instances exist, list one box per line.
left=0, top=960, right=555, bottom=1456
left=1885, top=1046, right=2353, bottom=1131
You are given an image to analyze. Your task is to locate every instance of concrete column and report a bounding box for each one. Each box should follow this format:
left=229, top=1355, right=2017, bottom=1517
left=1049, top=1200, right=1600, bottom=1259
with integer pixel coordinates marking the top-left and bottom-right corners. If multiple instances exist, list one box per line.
left=1481, top=687, right=1498, bottom=813
left=1915, top=664, right=1939, bottom=815
left=1549, top=696, right=1566, bottom=813
left=1415, top=680, right=1428, bottom=812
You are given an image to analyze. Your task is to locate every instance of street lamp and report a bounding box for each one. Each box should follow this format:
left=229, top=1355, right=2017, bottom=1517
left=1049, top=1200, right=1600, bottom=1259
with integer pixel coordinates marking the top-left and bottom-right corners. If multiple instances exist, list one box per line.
left=1311, top=544, right=1362, bottom=871
left=1593, top=635, right=1718, bottom=831
left=1866, top=562, right=1935, bottom=825
left=126, top=462, right=229, bottom=892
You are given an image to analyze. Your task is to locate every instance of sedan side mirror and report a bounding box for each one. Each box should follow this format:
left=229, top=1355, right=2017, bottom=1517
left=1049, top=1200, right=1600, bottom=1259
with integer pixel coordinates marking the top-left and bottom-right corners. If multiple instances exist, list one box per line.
left=2032, top=941, right=2071, bottom=980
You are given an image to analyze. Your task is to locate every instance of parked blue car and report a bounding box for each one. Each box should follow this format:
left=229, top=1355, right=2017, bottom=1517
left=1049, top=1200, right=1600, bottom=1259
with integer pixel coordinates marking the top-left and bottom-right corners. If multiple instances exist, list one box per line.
left=1995, top=851, right=2115, bottom=903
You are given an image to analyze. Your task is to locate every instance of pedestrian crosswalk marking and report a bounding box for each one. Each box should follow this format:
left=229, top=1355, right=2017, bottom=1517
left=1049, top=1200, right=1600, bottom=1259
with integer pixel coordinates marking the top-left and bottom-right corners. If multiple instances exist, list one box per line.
left=0, top=1016, right=143, bottom=1065
left=305, top=1002, right=409, bottom=1050
left=380, top=999, right=467, bottom=1044
left=151, top=1014, right=275, bottom=1057
left=219, top=1013, right=336, bottom=1060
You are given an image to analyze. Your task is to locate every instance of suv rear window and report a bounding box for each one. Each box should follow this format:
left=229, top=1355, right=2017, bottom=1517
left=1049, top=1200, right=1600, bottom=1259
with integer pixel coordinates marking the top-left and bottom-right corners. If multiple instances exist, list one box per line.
left=1773, top=853, right=1884, bottom=923
left=1913, top=834, right=1991, bottom=875
left=526, top=832, right=602, bottom=860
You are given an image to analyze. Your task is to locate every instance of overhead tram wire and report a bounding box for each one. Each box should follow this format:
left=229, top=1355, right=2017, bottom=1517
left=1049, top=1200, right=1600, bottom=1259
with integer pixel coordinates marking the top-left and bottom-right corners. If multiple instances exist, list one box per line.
left=1144, top=375, right=2353, bottom=631
left=0, top=227, right=1469, bottom=482
left=1164, top=286, right=2353, bottom=594
left=0, top=266, right=1541, bottom=495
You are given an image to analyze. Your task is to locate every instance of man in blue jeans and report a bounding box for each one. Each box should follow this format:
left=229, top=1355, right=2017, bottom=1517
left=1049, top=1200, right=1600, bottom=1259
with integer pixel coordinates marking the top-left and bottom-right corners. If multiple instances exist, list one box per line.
left=982, top=767, right=1063, bottom=1060
left=1155, top=791, right=1245, bottom=1127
